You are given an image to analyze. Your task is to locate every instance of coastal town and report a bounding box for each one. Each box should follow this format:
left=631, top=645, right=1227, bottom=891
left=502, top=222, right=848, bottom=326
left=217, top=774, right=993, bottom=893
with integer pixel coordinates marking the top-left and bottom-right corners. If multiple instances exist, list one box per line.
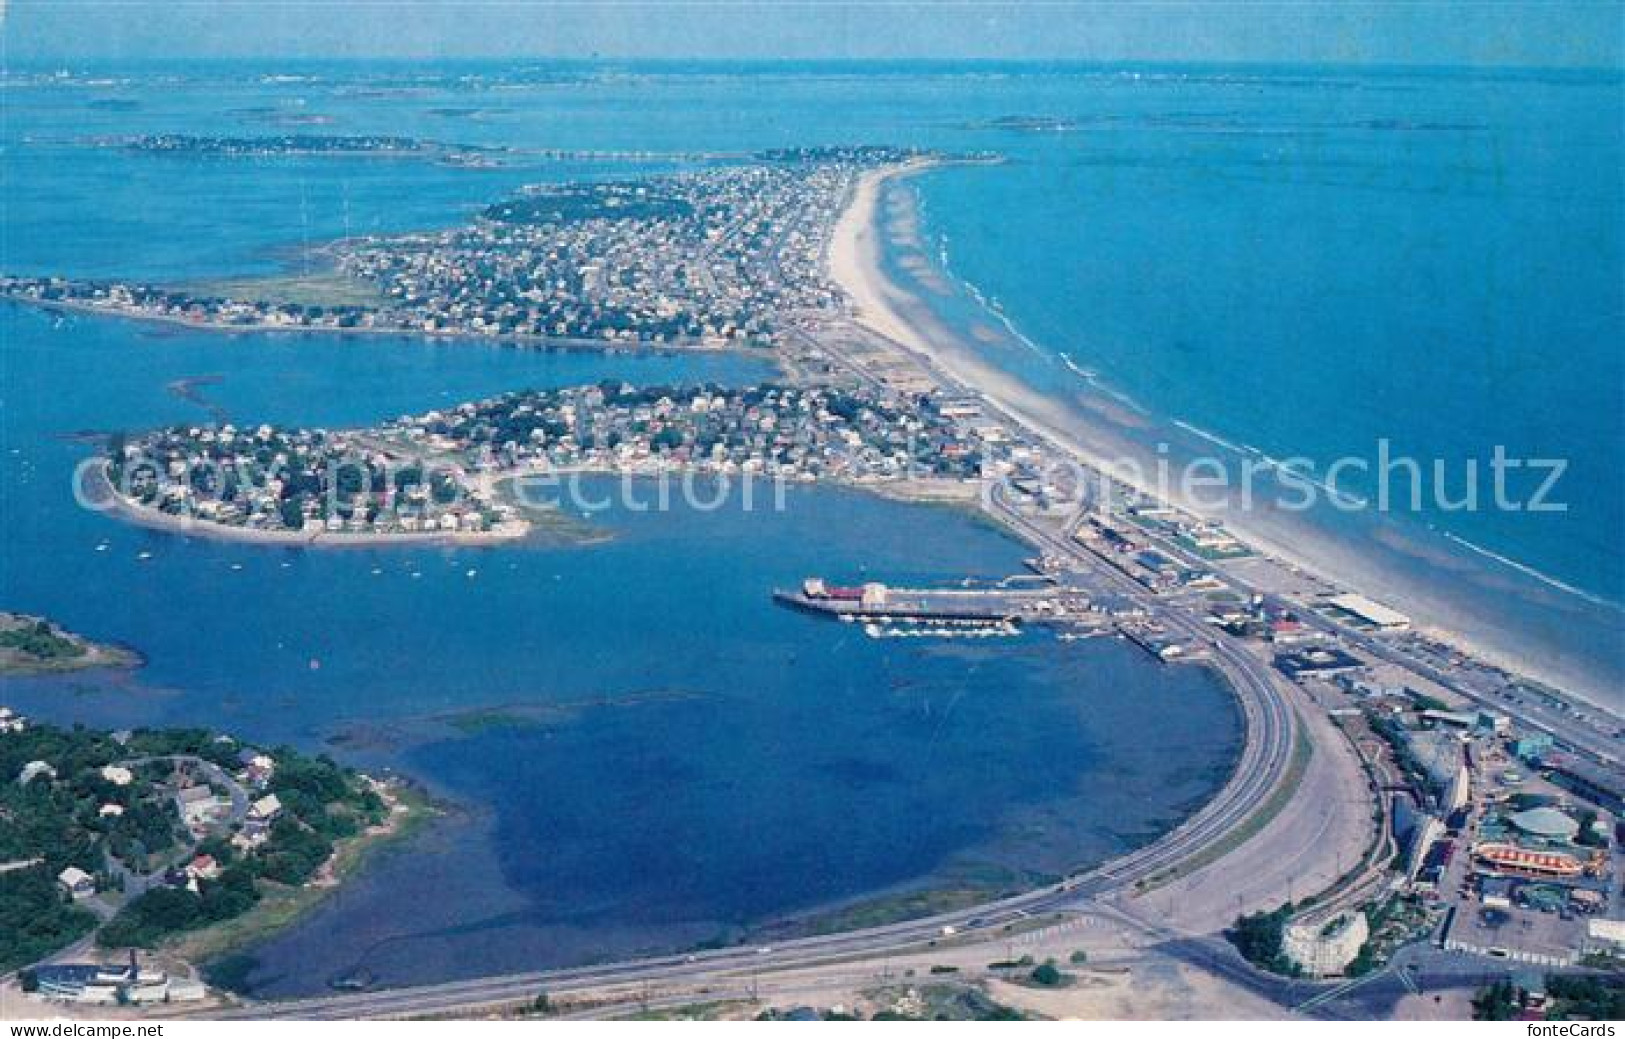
left=112, top=133, right=458, bottom=157
left=101, top=379, right=986, bottom=540
left=4, top=139, right=1622, bottom=1022
left=1, top=145, right=933, bottom=347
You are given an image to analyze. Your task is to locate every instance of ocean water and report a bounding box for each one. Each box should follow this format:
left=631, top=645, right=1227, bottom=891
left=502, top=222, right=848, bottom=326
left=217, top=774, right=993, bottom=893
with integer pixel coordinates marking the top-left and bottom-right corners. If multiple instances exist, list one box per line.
left=0, top=59, right=1618, bottom=989
left=900, top=64, right=1624, bottom=702
left=0, top=63, right=1250, bottom=993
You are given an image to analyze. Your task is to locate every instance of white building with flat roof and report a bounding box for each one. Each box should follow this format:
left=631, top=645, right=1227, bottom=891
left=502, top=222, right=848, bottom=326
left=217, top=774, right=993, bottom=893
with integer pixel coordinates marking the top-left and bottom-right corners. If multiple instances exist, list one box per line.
left=1327, top=593, right=1410, bottom=631
left=1585, top=918, right=1625, bottom=957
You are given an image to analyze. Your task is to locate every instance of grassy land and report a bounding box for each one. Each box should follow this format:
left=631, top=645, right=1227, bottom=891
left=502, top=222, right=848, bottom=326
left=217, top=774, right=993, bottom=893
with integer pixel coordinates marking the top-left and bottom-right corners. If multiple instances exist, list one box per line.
left=625, top=1000, right=757, bottom=1021
left=166, top=782, right=435, bottom=968
left=800, top=887, right=1000, bottom=936
left=183, top=271, right=387, bottom=308
left=0, top=613, right=141, bottom=676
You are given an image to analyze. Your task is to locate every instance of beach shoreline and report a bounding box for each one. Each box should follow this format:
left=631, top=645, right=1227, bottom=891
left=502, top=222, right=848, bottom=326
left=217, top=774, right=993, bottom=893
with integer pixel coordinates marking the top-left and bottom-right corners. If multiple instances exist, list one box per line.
left=828, top=161, right=1621, bottom=712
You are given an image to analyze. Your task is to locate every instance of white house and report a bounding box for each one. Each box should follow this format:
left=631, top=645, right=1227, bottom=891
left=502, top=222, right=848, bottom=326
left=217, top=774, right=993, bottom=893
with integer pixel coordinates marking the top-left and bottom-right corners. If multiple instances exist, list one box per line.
left=248, top=793, right=283, bottom=823
left=57, top=866, right=95, bottom=900
left=18, top=760, right=56, bottom=785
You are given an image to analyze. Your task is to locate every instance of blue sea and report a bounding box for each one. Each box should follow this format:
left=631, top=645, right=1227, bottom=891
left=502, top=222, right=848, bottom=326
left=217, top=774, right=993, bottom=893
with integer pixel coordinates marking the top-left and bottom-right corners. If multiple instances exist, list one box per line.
left=894, top=64, right=1623, bottom=703
left=0, top=60, right=1619, bottom=991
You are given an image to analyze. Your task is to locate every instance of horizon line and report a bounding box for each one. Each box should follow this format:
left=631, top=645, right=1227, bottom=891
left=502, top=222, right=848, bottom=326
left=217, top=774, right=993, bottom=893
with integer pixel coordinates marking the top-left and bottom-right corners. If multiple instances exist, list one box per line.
left=5, top=55, right=1622, bottom=76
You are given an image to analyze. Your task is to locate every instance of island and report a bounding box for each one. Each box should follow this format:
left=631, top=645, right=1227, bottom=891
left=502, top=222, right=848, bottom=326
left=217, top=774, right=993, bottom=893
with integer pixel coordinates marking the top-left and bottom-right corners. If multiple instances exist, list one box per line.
left=94, top=381, right=985, bottom=543
left=0, top=612, right=141, bottom=676
left=0, top=710, right=422, bottom=1005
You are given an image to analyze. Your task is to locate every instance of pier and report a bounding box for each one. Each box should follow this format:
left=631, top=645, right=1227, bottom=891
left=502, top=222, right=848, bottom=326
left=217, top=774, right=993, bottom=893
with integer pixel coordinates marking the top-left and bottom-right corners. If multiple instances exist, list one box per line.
left=774, top=576, right=1216, bottom=656
left=773, top=576, right=1110, bottom=633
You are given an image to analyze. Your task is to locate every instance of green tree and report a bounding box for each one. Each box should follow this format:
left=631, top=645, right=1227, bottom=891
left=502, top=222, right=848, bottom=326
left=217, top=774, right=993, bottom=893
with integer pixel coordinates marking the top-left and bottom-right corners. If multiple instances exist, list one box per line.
left=1030, top=961, right=1065, bottom=987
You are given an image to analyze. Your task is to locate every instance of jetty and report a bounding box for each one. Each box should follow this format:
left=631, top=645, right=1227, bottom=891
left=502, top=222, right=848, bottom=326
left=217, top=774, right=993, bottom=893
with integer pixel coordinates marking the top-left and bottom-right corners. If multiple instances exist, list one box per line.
left=774, top=576, right=1219, bottom=656
left=773, top=576, right=1106, bottom=629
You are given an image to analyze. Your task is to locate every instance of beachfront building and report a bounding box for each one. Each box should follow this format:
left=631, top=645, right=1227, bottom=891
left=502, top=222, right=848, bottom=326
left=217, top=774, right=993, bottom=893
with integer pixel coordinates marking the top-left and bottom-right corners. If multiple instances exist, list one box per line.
left=1471, top=843, right=1585, bottom=880
left=1326, top=593, right=1411, bottom=632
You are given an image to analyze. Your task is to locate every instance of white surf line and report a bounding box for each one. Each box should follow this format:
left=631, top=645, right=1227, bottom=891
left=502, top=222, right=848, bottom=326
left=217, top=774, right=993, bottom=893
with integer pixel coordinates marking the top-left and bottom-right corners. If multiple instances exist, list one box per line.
left=1056, top=352, right=1095, bottom=380
left=930, top=229, right=1051, bottom=363
left=1254, top=452, right=1371, bottom=509
left=1054, top=351, right=1149, bottom=414
left=1439, top=530, right=1619, bottom=610
left=1167, top=419, right=1372, bottom=509
left=914, top=193, right=1159, bottom=418
left=1171, top=418, right=1251, bottom=458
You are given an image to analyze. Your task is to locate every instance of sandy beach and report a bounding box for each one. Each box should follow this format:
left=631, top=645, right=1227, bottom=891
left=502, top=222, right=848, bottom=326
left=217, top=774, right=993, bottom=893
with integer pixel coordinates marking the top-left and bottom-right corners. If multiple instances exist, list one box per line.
left=827, top=162, right=1622, bottom=710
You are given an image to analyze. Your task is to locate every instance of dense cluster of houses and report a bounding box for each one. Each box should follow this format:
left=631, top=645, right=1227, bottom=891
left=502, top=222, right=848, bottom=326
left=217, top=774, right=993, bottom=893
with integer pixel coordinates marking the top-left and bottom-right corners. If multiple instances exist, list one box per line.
left=383, top=381, right=987, bottom=483
left=1, top=148, right=922, bottom=347
left=334, top=159, right=857, bottom=344
left=108, top=421, right=525, bottom=537
left=103, top=379, right=997, bottom=537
